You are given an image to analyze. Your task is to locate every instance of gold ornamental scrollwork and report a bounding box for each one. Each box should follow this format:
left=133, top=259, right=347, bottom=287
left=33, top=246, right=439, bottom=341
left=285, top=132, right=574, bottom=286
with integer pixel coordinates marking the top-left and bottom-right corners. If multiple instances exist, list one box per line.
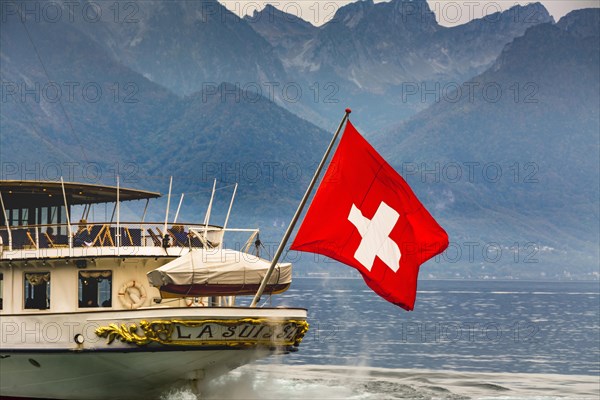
left=95, top=323, right=149, bottom=345
left=95, top=318, right=309, bottom=348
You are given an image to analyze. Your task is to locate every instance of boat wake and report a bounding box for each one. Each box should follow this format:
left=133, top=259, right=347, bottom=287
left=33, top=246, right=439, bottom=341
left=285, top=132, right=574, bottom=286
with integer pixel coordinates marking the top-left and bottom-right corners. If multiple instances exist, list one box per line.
left=161, top=364, right=599, bottom=399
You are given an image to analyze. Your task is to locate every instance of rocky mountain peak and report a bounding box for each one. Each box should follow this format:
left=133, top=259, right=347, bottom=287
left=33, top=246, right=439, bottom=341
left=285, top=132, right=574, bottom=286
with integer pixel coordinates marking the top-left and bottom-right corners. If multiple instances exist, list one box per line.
left=247, top=4, right=315, bottom=28
left=557, top=8, right=600, bottom=38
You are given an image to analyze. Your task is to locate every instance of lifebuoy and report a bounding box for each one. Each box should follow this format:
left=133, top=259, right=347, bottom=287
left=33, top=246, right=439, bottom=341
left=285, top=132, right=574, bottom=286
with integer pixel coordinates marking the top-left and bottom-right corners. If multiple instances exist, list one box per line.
left=185, top=297, right=205, bottom=307
left=118, top=280, right=147, bottom=309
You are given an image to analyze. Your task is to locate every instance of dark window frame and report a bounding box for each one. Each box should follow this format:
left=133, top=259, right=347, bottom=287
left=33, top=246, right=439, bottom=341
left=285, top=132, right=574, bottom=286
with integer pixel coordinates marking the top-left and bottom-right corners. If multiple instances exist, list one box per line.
left=78, top=270, right=112, bottom=308
left=24, top=272, right=51, bottom=310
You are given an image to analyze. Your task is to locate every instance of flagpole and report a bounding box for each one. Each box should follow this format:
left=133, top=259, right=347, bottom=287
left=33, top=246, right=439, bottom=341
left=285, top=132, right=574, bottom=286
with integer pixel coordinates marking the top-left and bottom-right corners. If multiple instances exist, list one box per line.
left=250, top=108, right=351, bottom=307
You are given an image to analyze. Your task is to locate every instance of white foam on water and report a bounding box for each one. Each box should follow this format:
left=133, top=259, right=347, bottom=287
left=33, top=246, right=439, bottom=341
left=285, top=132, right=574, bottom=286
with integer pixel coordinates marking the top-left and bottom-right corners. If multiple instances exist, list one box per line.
left=161, top=388, right=199, bottom=400
left=160, top=364, right=599, bottom=400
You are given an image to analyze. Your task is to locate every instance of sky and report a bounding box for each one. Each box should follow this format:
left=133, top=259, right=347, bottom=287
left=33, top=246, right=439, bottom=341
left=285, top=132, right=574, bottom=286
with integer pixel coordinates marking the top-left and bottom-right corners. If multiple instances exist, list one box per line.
left=220, top=0, right=600, bottom=26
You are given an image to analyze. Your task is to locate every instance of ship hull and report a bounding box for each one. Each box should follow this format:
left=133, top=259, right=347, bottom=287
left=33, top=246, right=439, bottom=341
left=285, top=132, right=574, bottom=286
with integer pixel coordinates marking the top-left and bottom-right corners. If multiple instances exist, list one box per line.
left=0, top=307, right=308, bottom=399
left=0, top=348, right=275, bottom=399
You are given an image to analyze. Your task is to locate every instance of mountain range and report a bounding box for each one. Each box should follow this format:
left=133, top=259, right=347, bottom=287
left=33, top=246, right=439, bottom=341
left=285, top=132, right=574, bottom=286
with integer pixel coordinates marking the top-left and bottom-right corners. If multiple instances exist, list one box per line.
left=248, top=1, right=551, bottom=90
left=0, top=0, right=598, bottom=278
left=19, top=0, right=554, bottom=129
left=0, top=3, right=328, bottom=221
left=373, top=8, right=600, bottom=279
left=247, top=0, right=553, bottom=128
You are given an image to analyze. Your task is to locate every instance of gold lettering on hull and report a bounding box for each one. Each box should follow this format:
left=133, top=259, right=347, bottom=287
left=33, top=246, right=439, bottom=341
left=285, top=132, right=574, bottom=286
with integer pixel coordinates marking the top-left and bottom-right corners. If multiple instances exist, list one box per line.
left=95, top=318, right=309, bottom=348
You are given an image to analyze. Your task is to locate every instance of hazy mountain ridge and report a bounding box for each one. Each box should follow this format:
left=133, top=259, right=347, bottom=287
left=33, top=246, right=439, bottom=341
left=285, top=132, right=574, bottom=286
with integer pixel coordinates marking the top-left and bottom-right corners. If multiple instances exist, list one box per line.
left=68, top=0, right=288, bottom=97
left=244, top=4, right=318, bottom=58
left=0, top=4, right=329, bottom=221
left=9, top=0, right=552, bottom=130
left=371, top=8, right=600, bottom=278
left=0, top=9, right=181, bottom=166
left=146, top=82, right=329, bottom=218
left=243, top=0, right=552, bottom=128
left=1, top=2, right=598, bottom=279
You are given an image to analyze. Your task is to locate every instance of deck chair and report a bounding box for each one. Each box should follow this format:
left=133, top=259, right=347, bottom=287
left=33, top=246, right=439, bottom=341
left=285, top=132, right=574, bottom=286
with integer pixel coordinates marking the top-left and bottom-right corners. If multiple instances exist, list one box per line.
left=189, top=234, right=204, bottom=248
left=25, top=231, right=37, bottom=249
left=43, top=232, right=68, bottom=248
left=88, top=225, right=102, bottom=244
left=147, top=228, right=161, bottom=246
left=54, top=234, right=69, bottom=247
left=127, top=228, right=142, bottom=246
left=92, top=225, right=114, bottom=246
left=121, top=227, right=134, bottom=246
left=43, top=232, right=55, bottom=248
left=41, top=233, right=52, bottom=248
left=168, top=229, right=188, bottom=247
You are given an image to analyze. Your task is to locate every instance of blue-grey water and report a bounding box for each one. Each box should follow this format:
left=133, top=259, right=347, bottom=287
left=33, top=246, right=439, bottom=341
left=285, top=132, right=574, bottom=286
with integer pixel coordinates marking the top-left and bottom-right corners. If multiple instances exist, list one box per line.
left=274, top=278, right=600, bottom=375
left=169, top=279, right=600, bottom=399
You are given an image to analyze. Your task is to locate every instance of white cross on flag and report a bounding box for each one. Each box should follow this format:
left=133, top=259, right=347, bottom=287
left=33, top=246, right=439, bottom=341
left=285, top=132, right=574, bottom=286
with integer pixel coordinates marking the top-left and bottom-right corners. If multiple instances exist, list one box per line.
left=290, top=121, right=449, bottom=310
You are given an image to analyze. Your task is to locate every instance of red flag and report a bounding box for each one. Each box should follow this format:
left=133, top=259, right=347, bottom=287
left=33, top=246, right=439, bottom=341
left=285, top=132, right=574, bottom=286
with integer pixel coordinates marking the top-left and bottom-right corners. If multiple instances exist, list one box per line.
left=290, top=121, right=448, bottom=310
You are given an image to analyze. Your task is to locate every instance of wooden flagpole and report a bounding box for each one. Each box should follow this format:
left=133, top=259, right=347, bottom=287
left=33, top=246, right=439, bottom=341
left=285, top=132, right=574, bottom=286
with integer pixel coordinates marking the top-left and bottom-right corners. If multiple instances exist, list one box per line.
left=250, top=108, right=351, bottom=307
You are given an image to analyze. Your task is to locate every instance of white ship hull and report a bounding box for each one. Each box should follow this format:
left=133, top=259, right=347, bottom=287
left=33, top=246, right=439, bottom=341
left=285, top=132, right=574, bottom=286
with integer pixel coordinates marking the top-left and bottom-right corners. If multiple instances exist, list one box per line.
left=0, top=307, right=308, bottom=399
left=1, top=348, right=274, bottom=399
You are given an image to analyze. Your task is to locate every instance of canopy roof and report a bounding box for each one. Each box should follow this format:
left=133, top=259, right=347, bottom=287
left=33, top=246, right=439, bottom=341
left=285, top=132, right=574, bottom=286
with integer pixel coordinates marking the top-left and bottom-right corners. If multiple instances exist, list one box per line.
left=0, top=180, right=161, bottom=209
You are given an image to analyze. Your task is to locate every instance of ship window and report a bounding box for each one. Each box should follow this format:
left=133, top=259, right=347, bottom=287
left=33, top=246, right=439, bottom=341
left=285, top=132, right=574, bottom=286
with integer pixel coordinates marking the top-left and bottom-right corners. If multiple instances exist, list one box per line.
left=9, top=209, right=19, bottom=226
left=24, top=272, right=50, bottom=310
left=40, top=207, right=48, bottom=225
left=21, top=208, right=29, bottom=225
left=79, top=271, right=112, bottom=308
left=8, top=208, right=30, bottom=226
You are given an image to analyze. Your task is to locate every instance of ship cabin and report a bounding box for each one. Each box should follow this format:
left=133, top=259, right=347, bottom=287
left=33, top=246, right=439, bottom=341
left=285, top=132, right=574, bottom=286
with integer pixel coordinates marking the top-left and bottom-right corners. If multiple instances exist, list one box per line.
left=0, top=180, right=261, bottom=315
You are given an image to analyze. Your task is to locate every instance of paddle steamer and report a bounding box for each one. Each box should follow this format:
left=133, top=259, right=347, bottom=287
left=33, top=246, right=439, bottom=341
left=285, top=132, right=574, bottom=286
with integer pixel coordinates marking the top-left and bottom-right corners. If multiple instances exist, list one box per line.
left=0, top=179, right=307, bottom=399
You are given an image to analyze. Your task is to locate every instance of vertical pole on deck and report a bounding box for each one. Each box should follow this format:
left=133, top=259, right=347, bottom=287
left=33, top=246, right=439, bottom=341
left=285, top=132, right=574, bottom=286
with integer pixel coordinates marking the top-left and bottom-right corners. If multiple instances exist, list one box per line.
left=223, top=183, right=238, bottom=231
left=220, top=183, right=238, bottom=249
left=203, top=179, right=217, bottom=239
left=140, top=198, right=149, bottom=245
left=0, top=192, right=12, bottom=251
left=35, top=226, right=39, bottom=257
left=174, top=193, right=185, bottom=224
left=141, top=199, right=150, bottom=224
left=250, top=109, right=351, bottom=307
left=116, top=175, right=120, bottom=253
left=163, top=176, right=173, bottom=248
left=60, top=177, right=73, bottom=248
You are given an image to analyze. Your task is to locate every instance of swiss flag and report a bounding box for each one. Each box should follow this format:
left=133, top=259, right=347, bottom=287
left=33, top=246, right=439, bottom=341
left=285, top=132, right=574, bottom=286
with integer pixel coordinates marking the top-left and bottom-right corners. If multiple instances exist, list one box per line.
left=290, top=121, right=448, bottom=310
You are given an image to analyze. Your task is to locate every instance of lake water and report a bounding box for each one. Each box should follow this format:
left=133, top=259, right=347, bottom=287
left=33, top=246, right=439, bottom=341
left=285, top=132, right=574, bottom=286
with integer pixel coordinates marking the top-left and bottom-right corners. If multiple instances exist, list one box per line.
left=167, top=278, right=600, bottom=399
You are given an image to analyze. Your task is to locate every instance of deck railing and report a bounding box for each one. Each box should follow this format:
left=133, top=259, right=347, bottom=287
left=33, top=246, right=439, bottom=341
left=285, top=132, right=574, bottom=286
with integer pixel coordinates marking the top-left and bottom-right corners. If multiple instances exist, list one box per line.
left=0, top=222, right=259, bottom=254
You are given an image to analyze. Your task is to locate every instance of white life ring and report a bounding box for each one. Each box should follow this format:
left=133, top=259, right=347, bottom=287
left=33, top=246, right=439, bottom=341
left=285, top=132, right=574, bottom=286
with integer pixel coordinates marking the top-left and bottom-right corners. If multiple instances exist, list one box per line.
left=118, top=280, right=147, bottom=309
left=185, top=297, right=205, bottom=307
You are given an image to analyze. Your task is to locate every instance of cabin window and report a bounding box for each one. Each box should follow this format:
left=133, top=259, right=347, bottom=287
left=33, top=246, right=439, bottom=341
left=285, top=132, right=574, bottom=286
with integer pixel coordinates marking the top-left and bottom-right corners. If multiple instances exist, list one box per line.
left=0, top=273, right=3, bottom=310
left=79, top=271, right=112, bottom=308
left=40, top=207, right=48, bottom=226
left=49, top=206, right=66, bottom=236
left=24, top=272, right=50, bottom=310
left=7, top=208, right=31, bottom=226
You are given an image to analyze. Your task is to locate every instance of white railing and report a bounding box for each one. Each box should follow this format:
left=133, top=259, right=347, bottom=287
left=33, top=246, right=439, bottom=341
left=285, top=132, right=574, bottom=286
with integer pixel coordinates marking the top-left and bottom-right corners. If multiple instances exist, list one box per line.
left=0, top=222, right=259, bottom=254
